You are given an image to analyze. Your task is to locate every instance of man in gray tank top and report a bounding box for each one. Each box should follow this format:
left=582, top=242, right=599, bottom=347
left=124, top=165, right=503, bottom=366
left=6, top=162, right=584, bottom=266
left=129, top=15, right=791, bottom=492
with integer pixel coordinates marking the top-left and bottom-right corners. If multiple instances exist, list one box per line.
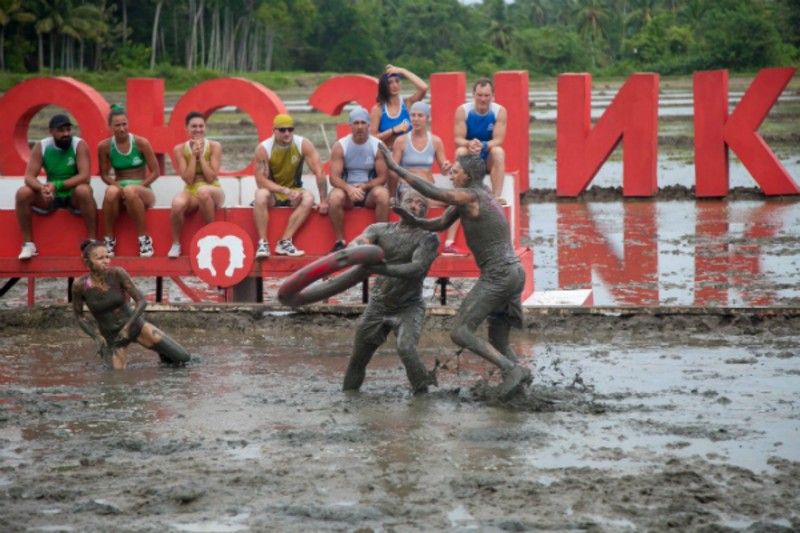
left=327, top=107, right=390, bottom=252
left=381, top=143, right=532, bottom=401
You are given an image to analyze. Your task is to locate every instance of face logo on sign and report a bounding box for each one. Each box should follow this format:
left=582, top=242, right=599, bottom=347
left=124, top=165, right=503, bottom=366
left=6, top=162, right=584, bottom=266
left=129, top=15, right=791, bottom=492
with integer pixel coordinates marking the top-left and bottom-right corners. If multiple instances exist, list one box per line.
left=196, top=235, right=245, bottom=277
left=189, top=221, right=255, bottom=287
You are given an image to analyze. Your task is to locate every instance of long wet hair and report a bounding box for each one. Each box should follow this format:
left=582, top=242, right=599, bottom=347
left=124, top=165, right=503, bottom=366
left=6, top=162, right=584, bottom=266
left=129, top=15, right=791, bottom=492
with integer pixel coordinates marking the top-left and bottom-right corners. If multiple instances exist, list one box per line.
left=80, top=239, right=104, bottom=262
left=457, top=154, right=487, bottom=185
left=376, top=73, right=400, bottom=106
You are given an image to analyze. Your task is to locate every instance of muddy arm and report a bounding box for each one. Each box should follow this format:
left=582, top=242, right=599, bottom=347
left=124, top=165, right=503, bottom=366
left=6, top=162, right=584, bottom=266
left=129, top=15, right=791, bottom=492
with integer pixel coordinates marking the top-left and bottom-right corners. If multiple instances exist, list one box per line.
left=116, top=268, right=147, bottom=342
left=394, top=204, right=459, bottom=232
left=368, top=233, right=439, bottom=279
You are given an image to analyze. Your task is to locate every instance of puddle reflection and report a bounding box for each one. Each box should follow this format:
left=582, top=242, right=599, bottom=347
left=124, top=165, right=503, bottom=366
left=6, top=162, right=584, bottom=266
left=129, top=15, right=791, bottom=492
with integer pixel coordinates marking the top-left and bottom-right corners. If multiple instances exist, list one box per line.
left=525, top=200, right=800, bottom=307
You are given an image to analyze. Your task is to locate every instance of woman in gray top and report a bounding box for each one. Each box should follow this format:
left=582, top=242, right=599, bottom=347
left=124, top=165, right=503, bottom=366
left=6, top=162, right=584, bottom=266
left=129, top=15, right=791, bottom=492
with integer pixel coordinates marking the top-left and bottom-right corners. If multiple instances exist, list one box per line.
left=72, top=240, right=191, bottom=369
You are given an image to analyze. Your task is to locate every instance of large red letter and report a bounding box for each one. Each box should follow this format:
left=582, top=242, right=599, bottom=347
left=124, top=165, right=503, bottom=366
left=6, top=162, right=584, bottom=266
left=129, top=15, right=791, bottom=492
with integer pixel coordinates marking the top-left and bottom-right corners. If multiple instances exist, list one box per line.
left=694, top=68, right=798, bottom=197
left=494, top=71, right=530, bottom=191
left=0, top=77, right=109, bottom=175
left=308, top=74, right=378, bottom=141
left=128, top=77, right=286, bottom=176
left=557, top=73, right=659, bottom=197
left=429, top=72, right=466, bottom=166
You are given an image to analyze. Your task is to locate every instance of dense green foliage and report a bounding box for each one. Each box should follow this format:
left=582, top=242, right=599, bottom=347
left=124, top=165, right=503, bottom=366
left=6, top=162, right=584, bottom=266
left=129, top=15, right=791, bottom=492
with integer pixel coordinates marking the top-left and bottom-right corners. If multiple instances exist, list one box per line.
left=0, top=0, right=797, bottom=78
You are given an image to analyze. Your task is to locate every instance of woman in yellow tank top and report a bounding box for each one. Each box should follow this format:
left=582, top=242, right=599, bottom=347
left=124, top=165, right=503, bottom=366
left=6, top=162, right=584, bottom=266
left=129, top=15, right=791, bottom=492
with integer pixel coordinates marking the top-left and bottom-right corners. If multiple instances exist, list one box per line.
left=167, top=111, right=225, bottom=258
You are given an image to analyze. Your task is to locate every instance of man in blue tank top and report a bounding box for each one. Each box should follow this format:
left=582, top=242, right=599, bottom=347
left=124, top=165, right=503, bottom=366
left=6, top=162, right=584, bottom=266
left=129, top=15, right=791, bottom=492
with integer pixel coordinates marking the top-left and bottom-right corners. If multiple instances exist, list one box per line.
left=454, top=78, right=508, bottom=206
left=327, top=107, right=390, bottom=252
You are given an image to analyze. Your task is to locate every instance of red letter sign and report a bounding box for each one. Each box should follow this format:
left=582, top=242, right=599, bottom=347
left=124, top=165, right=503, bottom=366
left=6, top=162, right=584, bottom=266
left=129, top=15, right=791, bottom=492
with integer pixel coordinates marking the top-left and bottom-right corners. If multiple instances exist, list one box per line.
left=694, top=68, right=798, bottom=197
left=557, top=73, right=659, bottom=197
left=0, top=77, right=109, bottom=175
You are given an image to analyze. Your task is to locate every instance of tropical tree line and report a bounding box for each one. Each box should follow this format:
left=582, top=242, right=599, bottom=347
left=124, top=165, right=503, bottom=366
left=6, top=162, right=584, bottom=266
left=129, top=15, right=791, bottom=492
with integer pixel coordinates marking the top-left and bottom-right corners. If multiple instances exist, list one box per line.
left=0, top=0, right=797, bottom=76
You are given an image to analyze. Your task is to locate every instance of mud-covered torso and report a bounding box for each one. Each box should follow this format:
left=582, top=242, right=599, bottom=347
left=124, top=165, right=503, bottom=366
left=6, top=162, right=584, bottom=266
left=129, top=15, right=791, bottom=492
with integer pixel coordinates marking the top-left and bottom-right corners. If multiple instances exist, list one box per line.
left=366, top=223, right=438, bottom=311
left=80, top=268, right=136, bottom=340
left=460, top=187, right=519, bottom=272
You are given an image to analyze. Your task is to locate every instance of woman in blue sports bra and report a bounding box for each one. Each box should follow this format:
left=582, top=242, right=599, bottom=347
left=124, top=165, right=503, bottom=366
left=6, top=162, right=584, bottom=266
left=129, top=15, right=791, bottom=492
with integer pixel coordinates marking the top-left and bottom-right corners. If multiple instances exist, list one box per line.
left=369, top=64, right=428, bottom=149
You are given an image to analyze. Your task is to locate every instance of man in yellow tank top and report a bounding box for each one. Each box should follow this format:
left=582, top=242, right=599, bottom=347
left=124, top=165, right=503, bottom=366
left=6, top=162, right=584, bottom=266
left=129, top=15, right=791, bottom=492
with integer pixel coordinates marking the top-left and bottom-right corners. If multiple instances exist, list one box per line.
left=252, top=113, right=328, bottom=258
left=167, top=111, right=224, bottom=258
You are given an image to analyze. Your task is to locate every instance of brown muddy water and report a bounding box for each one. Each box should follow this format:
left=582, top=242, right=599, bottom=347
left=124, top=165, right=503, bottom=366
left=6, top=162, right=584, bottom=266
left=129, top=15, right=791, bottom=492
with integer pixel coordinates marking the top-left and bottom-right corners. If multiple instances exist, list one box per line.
left=1, top=310, right=798, bottom=531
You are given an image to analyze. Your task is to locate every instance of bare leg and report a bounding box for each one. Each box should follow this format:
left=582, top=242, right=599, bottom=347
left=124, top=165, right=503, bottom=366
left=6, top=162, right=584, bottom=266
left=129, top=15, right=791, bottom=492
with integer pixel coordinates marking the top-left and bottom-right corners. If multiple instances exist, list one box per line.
left=15, top=185, right=42, bottom=242
left=487, top=147, right=506, bottom=200
left=282, top=191, right=314, bottom=240
left=170, top=192, right=195, bottom=244
left=196, top=186, right=224, bottom=224
left=72, top=184, right=97, bottom=239
left=137, top=323, right=191, bottom=365
left=103, top=185, right=122, bottom=238
left=111, top=346, right=129, bottom=369
left=365, top=185, right=390, bottom=222
left=253, top=188, right=271, bottom=241
left=328, top=188, right=347, bottom=242
left=123, top=185, right=154, bottom=236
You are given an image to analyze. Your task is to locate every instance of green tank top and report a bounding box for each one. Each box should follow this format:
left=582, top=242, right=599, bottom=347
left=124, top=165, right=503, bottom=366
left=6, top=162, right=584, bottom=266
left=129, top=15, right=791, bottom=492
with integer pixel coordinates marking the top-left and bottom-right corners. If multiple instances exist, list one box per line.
left=41, top=136, right=81, bottom=199
left=110, top=134, right=145, bottom=172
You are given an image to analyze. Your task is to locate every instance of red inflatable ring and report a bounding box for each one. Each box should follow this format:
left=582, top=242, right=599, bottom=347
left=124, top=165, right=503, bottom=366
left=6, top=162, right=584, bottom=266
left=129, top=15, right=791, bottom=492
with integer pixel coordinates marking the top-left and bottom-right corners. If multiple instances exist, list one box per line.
left=277, top=245, right=385, bottom=307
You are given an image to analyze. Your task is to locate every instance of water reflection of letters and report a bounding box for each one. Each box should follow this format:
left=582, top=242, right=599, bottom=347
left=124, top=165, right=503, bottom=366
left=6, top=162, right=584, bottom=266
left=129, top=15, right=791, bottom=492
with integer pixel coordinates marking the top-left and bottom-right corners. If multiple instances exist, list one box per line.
left=529, top=201, right=799, bottom=307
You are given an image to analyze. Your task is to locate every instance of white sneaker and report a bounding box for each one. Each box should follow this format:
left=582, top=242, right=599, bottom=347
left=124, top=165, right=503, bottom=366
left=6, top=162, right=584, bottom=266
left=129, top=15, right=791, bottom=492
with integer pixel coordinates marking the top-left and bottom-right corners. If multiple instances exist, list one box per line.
left=138, top=235, right=154, bottom=257
left=18, top=242, right=38, bottom=260
left=104, top=236, right=116, bottom=257
left=167, top=242, right=181, bottom=258
left=255, top=239, right=270, bottom=259
left=276, top=239, right=304, bottom=257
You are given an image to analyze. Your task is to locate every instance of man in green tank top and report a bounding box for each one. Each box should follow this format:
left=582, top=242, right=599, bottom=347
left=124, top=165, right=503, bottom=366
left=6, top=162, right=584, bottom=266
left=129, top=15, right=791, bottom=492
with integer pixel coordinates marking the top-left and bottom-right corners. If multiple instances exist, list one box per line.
left=15, top=114, right=97, bottom=260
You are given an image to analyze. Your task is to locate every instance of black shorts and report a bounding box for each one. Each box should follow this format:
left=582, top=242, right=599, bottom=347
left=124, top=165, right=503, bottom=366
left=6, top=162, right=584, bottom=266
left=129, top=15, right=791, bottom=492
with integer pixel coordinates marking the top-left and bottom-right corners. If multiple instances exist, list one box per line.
left=32, top=196, right=81, bottom=215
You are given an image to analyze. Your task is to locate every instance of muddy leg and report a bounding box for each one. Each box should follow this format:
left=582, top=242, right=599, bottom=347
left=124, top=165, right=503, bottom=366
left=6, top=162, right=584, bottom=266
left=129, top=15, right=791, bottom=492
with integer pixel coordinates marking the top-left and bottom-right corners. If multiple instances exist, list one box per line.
left=488, top=313, right=519, bottom=363
left=152, top=335, right=191, bottom=365
left=343, top=318, right=386, bottom=391
left=396, top=310, right=434, bottom=394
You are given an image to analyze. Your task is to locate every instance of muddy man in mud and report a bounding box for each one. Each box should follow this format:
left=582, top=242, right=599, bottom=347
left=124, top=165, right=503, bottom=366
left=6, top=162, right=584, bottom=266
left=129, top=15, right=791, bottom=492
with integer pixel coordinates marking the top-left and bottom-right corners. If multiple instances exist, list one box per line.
left=343, top=190, right=440, bottom=394
left=72, top=240, right=191, bottom=369
left=379, top=144, right=532, bottom=400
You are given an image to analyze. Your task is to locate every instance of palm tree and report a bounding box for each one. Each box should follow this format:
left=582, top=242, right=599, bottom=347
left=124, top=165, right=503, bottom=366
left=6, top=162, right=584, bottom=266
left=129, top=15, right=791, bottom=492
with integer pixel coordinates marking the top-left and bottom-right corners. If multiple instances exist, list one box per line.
left=574, top=0, right=610, bottom=68
left=0, top=0, right=35, bottom=70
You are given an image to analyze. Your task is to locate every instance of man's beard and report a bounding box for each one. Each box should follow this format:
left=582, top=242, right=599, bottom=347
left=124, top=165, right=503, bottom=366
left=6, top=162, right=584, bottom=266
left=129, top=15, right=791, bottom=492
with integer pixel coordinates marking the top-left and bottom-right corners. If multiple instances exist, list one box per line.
left=54, top=136, right=72, bottom=149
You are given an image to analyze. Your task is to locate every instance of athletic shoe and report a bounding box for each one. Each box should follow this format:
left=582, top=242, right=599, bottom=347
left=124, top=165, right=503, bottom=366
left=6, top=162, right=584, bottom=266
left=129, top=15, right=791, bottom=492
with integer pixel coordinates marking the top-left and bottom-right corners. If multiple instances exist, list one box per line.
left=138, top=235, right=154, bottom=257
left=104, top=236, right=116, bottom=257
left=276, top=239, right=304, bottom=257
left=442, top=243, right=468, bottom=255
left=330, top=240, right=347, bottom=253
left=167, top=242, right=181, bottom=258
left=255, top=239, right=270, bottom=259
left=18, top=242, right=38, bottom=260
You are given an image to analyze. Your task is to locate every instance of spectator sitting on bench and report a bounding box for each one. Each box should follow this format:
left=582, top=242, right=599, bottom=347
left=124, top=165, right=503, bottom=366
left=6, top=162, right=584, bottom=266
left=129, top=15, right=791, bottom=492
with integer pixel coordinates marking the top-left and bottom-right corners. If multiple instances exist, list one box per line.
left=15, top=113, right=97, bottom=260
left=327, top=106, right=390, bottom=253
left=252, top=113, right=328, bottom=258
left=168, top=111, right=224, bottom=258
left=98, top=105, right=161, bottom=257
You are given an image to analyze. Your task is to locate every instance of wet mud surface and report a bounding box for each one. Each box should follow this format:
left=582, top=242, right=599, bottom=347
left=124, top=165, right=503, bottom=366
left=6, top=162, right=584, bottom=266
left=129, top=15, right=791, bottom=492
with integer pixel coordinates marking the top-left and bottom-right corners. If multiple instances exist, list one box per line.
left=1, top=310, right=798, bottom=531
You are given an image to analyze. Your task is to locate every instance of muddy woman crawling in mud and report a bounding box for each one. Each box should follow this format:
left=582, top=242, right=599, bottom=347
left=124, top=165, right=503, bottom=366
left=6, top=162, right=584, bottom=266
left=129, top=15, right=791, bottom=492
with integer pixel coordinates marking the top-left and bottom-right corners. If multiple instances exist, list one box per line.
left=72, top=239, right=191, bottom=369
left=379, top=144, right=532, bottom=400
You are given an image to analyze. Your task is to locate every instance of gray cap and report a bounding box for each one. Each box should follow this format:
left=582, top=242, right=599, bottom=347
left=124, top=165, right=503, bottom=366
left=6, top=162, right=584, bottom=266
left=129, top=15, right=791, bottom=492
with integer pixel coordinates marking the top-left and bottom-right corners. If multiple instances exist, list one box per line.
left=349, top=106, right=370, bottom=124
left=410, top=101, right=430, bottom=117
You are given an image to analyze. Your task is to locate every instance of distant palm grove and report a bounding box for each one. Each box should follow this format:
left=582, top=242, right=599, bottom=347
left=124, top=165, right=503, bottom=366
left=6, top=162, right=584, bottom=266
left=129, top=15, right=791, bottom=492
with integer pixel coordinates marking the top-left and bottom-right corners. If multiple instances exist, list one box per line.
left=1, top=0, right=797, bottom=77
